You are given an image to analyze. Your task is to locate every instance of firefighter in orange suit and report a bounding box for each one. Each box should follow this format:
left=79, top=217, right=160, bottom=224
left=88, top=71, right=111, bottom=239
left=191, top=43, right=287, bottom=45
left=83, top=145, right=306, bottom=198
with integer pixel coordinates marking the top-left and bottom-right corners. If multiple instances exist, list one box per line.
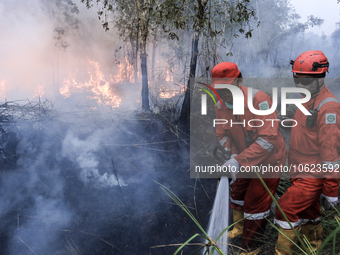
left=212, top=62, right=287, bottom=254
left=274, top=50, right=340, bottom=255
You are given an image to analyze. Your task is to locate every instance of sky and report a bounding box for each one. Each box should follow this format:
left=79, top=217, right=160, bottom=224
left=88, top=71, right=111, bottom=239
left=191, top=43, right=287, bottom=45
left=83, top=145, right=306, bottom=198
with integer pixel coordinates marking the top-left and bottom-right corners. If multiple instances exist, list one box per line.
left=291, top=0, right=340, bottom=36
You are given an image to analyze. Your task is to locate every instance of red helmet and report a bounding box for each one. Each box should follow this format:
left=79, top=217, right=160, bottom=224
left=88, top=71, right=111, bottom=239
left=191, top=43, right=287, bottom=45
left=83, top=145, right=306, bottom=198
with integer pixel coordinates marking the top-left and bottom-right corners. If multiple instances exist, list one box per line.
left=291, top=50, right=329, bottom=74
left=211, top=62, right=240, bottom=88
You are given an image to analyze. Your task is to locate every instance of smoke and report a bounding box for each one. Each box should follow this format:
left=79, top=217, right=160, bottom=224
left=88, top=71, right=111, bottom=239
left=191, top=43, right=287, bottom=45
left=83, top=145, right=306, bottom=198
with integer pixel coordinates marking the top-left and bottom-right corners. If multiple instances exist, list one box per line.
left=9, top=198, right=72, bottom=254
left=7, top=0, right=340, bottom=254
left=0, top=119, right=71, bottom=254
left=0, top=109, right=199, bottom=254
left=0, top=4, right=190, bottom=249
left=61, top=129, right=127, bottom=188
left=0, top=0, right=54, bottom=99
left=0, top=0, right=120, bottom=103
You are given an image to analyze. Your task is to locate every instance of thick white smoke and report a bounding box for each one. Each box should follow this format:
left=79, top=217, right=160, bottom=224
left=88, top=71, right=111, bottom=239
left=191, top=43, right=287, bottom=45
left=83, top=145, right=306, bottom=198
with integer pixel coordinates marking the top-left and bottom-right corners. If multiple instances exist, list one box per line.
left=62, top=129, right=128, bottom=188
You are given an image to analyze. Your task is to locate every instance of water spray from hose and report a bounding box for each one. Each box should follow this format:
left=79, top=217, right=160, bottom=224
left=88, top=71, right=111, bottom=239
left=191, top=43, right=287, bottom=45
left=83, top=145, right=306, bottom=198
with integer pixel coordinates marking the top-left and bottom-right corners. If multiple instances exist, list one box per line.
left=205, top=176, right=230, bottom=254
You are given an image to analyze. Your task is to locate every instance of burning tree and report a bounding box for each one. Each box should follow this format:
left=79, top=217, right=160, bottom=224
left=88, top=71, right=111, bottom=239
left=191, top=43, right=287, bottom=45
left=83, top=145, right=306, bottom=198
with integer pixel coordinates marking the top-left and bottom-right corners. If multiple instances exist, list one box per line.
left=81, top=0, right=164, bottom=111
left=81, top=0, right=260, bottom=123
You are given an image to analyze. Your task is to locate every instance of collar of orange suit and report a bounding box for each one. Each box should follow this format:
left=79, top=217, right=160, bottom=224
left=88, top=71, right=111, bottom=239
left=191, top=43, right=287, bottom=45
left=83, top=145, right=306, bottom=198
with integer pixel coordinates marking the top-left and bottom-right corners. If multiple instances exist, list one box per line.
left=304, top=85, right=327, bottom=109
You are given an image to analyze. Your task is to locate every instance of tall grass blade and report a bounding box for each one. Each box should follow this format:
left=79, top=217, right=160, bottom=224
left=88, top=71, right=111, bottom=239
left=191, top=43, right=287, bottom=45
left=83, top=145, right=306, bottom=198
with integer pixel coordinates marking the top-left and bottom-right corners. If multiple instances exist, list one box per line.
left=188, top=245, right=205, bottom=255
left=240, top=153, right=310, bottom=254
left=316, top=226, right=340, bottom=255
left=155, top=181, right=208, bottom=237
left=266, top=219, right=308, bottom=254
left=302, top=235, right=315, bottom=255
left=332, top=233, right=335, bottom=255
left=156, top=181, right=229, bottom=255
left=174, top=233, right=201, bottom=255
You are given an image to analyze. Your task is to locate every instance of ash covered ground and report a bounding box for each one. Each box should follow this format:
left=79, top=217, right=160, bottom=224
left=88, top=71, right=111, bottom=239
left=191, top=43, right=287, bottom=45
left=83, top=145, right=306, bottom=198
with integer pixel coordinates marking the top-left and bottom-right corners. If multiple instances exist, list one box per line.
left=0, top=102, right=216, bottom=255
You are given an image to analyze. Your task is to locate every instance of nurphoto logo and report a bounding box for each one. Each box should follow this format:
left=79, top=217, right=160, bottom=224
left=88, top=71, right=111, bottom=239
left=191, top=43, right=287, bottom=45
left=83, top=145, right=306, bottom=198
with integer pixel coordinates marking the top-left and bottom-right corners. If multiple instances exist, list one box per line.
left=200, top=84, right=312, bottom=116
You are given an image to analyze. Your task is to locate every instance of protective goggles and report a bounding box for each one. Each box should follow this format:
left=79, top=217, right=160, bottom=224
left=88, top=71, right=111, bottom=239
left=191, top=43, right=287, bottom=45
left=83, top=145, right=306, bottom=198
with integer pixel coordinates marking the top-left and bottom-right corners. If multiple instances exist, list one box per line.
left=293, top=75, right=318, bottom=86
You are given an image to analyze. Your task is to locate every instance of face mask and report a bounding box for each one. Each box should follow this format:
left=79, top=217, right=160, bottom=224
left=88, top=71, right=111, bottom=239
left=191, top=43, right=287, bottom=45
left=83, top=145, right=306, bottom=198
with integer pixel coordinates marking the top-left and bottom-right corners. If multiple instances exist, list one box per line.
left=225, top=102, right=233, bottom=109
left=294, top=77, right=324, bottom=97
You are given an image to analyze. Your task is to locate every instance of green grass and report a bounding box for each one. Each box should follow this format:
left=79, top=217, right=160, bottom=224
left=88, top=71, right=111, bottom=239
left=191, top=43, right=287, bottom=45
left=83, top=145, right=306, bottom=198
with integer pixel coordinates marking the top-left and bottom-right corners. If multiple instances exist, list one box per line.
left=155, top=180, right=239, bottom=255
left=156, top=166, right=340, bottom=255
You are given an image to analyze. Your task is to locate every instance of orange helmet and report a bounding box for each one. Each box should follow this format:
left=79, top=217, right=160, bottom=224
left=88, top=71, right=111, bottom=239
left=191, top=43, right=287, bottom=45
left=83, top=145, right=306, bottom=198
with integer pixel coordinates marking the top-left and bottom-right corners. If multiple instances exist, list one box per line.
left=211, top=62, right=241, bottom=88
left=290, top=50, right=329, bottom=74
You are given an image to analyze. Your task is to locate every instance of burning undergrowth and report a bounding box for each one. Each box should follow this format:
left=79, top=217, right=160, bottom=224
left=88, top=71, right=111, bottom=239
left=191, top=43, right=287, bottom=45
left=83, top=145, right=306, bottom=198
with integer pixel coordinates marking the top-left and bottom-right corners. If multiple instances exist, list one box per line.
left=0, top=100, right=215, bottom=255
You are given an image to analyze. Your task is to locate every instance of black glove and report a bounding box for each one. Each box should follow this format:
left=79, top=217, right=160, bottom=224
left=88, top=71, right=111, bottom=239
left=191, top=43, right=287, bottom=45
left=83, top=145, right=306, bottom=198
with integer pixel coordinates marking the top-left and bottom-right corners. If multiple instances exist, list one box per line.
left=320, top=193, right=338, bottom=210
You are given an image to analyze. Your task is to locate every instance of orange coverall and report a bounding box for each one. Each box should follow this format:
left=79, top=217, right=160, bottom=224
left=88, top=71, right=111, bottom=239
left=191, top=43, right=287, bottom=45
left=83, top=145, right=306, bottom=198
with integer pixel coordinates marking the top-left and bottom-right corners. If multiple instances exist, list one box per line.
left=215, top=85, right=286, bottom=249
left=275, top=85, right=340, bottom=229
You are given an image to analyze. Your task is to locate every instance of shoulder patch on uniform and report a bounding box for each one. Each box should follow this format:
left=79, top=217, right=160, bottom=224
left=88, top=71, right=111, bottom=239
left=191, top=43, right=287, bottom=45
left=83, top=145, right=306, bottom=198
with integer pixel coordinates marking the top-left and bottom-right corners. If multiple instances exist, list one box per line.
left=258, top=100, right=270, bottom=111
left=325, top=113, right=336, bottom=124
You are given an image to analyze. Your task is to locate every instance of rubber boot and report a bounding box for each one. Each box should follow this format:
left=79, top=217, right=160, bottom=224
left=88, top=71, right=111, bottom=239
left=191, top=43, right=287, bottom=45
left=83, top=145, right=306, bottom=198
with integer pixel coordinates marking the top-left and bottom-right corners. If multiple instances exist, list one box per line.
left=300, top=223, right=323, bottom=253
left=275, top=228, right=298, bottom=255
left=228, top=209, right=244, bottom=239
left=241, top=218, right=267, bottom=254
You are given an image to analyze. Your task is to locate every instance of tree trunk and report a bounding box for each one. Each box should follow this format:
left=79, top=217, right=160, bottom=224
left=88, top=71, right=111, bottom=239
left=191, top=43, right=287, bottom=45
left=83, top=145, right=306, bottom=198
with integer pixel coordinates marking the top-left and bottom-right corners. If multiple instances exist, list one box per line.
left=274, top=41, right=279, bottom=67
left=289, top=36, right=296, bottom=61
left=135, top=25, right=139, bottom=80
left=140, top=38, right=150, bottom=111
left=151, top=32, right=157, bottom=82
left=127, top=19, right=138, bottom=81
left=179, top=31, right=199, bottom=124
left=136, top=0, right=150, bottom=111
left=179, top=0, right=208, bottom=125
left=129, top=38, right=138, bottom=81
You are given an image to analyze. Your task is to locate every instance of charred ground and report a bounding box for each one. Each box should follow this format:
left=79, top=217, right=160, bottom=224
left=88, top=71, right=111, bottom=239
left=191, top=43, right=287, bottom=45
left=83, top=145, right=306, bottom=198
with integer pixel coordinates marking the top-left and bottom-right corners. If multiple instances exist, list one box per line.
left=0, top=101, right=217, bottom=255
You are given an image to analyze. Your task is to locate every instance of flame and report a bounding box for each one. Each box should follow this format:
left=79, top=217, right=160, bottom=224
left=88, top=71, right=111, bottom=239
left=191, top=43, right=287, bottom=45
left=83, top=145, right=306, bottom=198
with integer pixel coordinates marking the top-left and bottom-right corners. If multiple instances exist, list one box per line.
left=60, top=57, right=185, bottom=106
left=165, top=69, right=173, bottom=82
left=154, top=69, right=185, bottom=98
left=110, top=57, right=135, bottom=84
left=59, top=79, right=71, bottom=98
left=60, top=60, right=122, bottom=108
left=157, top=84, right=185, bottom=99
left=158, top=90, right=177, bottom=99
left=0, top=80, right=6, bottom=100
left=34, top=85, right=45, bottom=98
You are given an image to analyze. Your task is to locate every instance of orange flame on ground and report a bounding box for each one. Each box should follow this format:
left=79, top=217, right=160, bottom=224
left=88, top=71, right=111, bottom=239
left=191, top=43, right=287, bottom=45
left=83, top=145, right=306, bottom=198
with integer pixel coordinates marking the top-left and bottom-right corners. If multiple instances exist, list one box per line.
left=60, top=60, right=122, bottom=108
left=165, top=69, right=173, bottom=82
left=60, top=57, right=184, bottom=106
left=111, top=57, right=135, bottom=84
left=0, top=80, right=6, bottom=100
left=153, top=69, right=181, bottom=98
left=158, top=90, right=178, bottom=99
left=34, top=85, right=45, bottom=98
left=157, top=82, right=185, bottom=99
